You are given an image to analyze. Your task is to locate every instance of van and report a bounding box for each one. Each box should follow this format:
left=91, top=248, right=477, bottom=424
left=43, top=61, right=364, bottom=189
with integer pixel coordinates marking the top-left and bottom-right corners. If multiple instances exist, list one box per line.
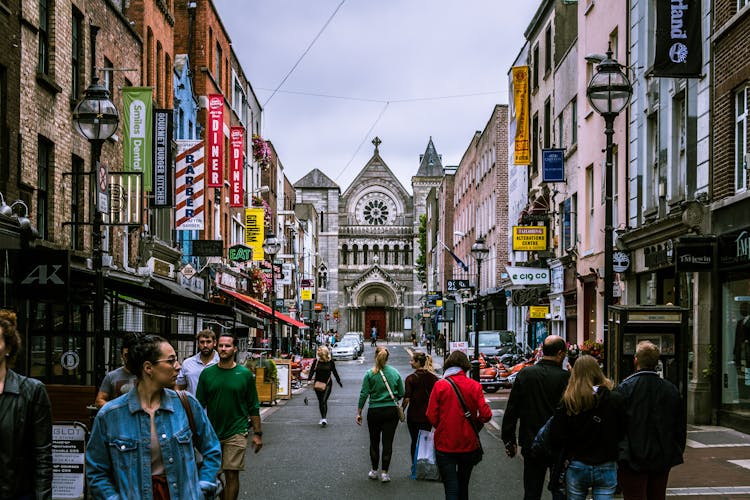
left=468, top=330, right=515, bottom=357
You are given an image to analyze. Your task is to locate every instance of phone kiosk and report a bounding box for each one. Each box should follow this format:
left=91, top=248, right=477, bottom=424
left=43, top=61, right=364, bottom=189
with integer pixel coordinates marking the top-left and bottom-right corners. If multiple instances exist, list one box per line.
left=607, top=305, right=689, bottom=397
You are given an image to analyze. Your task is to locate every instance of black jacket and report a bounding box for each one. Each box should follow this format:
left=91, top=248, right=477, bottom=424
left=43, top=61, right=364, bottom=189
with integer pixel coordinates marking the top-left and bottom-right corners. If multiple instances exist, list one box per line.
left=0, top=369, right=53, bottom=499
left=616, top=370, right=686, bottom=472
left=501, top=359, right=570, bottom=451
left=309, top=359, right=342, bottom=387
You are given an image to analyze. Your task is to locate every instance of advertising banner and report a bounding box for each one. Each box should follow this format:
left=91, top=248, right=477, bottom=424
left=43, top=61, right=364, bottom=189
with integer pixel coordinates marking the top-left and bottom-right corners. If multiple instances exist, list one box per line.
left=511, top=66, right=530, bottom=165
left=542, top=148, right=565, bottom=182
left=122, top=87, right=153, bottom=190
left=206, top=94, right=224, bottom=187
left=652, top=0, right=702, bottom=78
left=153, top=109, right=172, bottom=207
left=229, top=126, right=244, bottom=207
left=244, top=207, right=265, bottom=260
left=175, top=140, right=204, bottom=230
left=512, top=226, right=547, bottom=251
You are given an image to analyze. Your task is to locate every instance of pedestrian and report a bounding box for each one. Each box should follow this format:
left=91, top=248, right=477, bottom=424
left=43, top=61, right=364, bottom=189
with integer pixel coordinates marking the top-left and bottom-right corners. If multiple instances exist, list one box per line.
left=426, top=350, right=492, bottom=500
left=356, top=346, right=405, bottom=483
left=501, top=335, right=570, bottom=500
left=371, top=325, right=378, bottom=346
left=545, top=354, right=625, bottom=499
left=86, top=334, right=222, bottom=499
left=616, top=340, right=685, bottom=500
left=0, top=309, right=52, bottom=500
left=176, top=328, right=219, bottom=395
left=196, top=333, right=263, bottom=500
left=402, top=351, right=439, bottom=462
left=95, top=331, right=138, bottom=408
left=308, top=345, right=343, bottom=427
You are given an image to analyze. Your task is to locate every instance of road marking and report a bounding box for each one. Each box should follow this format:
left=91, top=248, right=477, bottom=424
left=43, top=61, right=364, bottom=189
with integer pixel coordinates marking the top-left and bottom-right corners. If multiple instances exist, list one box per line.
left=728, top=459, right=750, bottom=470
left=666, top=486, right=750, bottom=496
left=686, top=439, right=750, bottom=448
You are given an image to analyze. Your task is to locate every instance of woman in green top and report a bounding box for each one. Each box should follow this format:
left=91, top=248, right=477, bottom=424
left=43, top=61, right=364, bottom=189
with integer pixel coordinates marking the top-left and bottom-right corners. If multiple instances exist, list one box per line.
left=356, top=346, right=405, bottom=483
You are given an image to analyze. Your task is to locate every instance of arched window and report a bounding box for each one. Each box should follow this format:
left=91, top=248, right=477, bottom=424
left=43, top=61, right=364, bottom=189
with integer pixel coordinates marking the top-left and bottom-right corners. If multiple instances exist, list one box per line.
left=363, top=244, right=369, bottom=265
left=341, top=245, right=348, bottom=265
left=353, top=244, right=359, bottom=265
left=383, top=245, right=389, bottom=265
left=373, top=244, right=379, bottom=263
left=404, top=244, right=410, bottom=265
left=394, top=245, right=400, bottom=265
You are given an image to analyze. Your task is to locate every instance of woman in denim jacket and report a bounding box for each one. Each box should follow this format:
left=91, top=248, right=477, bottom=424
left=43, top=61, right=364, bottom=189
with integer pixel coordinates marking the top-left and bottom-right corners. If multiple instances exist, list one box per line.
left=86, top=335, right=222, bottom=499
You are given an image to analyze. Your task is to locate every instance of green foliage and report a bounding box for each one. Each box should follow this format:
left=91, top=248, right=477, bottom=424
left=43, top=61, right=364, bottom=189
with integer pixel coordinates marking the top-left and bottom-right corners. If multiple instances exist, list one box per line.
left=416, top=214, right=427, bottom=284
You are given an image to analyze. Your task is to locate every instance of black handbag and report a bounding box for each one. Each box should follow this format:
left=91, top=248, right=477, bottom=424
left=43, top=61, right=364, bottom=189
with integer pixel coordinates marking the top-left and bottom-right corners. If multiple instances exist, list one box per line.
left=445, top=378, right=483, bottom=465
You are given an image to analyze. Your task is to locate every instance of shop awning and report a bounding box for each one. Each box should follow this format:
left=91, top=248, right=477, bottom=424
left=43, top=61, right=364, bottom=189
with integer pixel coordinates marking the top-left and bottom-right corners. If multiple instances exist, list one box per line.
left=220, top=288, right=309, bottom=329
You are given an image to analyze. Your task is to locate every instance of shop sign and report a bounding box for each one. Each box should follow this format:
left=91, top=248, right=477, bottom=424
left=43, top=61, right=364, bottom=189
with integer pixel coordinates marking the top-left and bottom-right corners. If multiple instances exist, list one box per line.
left=613, top=251, right=631, bottom=273
left=150, top=258, right=173, bottom=278
left=175, top=141, right=204, bottom=230
left=179, top=274, right=204, bottom=295
left=192, top=240, right=223, bottom=257
left=719, top=230, right=750, bottom=268
left=542, top=149, right=565, bottom=182
left=644, top=240, right=674, bottom=269
left=228, top=244, right=253, bottom=262
left=301, top=289, right=312, bottom=301
left=447, top=279, right=470, bottom=292
left=52, top=423, right=86, bottom=500
left=181, top=263, right=196, bottom=279
left=529, top=305, right=549, bottom=319
left=675, top=235, right=716, bottom=272
left=507, top=266, right=549, bottom=285
left=18, top=249, right=70, bottom=298
left=314, top=302, right=324, bottom=311
left=512, top=226, right=547, bottom=251
left=206, top=94, right=224, bottom=187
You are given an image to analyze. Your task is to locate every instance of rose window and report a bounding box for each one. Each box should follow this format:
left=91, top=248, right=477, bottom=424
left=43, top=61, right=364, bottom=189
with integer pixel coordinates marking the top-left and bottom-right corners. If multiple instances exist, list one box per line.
left=363, top=200, right=389, bottom=225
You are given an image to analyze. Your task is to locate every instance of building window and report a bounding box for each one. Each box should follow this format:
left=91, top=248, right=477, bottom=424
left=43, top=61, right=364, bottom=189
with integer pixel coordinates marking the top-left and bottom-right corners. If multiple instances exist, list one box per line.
left=586, top=165, right=594, bottom=251
left=103, top=58, right=113, bottom=95
left=544, top=98, right=551, bottom=148
left=532, top=44, right=539, bottom=90
left=557, top=113, right=564, bottom=148
left=736, top=85, right=748, bottom=193
left=38, top=0, right=50, bottom=74
left=37, top=137, right=53, bottom=240
left=146, top=29, right=154, bottom=86
left=544, top=24, right=552, bottom=74
left=71, top=155, right=84, bottom=250
left=215, top=42, right=223, bottom=88
left=71, top=9, right=83, bottom=100
left=571, top=97, right=578, bottom=145
left=532, top=112, right=539, bottom=177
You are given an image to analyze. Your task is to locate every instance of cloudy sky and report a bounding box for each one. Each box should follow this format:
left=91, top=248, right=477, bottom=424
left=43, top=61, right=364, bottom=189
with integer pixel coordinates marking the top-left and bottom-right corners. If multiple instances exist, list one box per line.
left=213, top=1, right=540, bottom=192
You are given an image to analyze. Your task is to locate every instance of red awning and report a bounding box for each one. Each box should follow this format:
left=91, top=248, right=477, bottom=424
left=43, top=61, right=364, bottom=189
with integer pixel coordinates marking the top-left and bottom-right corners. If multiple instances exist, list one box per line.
left=220, top=288, right=309, bottom=329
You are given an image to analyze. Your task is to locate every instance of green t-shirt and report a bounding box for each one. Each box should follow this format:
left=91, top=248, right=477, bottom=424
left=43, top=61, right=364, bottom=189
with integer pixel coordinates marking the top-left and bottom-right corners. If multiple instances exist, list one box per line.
left=196, top=363, right=260, bottom=441
left=358, top=365, right=405, bottom=410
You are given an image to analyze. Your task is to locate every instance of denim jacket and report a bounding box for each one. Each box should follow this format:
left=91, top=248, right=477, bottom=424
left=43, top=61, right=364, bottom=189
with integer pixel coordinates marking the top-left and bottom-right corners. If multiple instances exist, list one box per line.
left=86, top=387, right=221, bottom=500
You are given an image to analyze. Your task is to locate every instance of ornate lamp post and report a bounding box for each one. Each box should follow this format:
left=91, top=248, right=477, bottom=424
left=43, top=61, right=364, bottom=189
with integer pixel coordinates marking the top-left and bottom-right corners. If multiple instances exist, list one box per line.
left=586, top=45, right=632, bottom=371
left=72, top=79, right=119, bottom=386
left=262, top=234, right=281, bottom=356
left=470, top=236, right=489, bottom=381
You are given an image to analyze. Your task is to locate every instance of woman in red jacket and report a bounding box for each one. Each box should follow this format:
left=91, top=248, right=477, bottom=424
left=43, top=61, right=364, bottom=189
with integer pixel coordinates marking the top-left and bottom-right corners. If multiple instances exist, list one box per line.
left=427, top=351, right=492, bottom=500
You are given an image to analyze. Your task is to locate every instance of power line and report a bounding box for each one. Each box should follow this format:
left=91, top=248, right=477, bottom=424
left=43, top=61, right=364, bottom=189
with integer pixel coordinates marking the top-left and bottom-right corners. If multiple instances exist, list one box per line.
left=262, top=0, right=347, bottom=107
left=257, top=87, right=505, bottom=104
left=334, top=101, right=390, bottom=182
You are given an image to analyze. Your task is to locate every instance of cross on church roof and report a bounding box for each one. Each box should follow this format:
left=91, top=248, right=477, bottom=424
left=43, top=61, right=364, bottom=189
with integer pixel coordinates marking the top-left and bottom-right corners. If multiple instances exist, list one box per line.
left=372, top=136, right=381, bottom=153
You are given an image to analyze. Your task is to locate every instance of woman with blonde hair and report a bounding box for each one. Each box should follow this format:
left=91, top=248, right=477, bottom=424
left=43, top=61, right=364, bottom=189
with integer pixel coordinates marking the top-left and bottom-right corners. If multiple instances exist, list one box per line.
left=356, top=346, right=404, bottom=482
left=307, top=345, right=342, bottom=427
left=547, top=354, right=625, bottom=499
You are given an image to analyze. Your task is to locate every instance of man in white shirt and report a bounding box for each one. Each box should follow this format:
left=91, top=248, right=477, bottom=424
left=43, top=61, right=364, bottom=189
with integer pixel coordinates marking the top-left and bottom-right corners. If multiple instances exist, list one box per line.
left=177, top=329, right=219, bottom=395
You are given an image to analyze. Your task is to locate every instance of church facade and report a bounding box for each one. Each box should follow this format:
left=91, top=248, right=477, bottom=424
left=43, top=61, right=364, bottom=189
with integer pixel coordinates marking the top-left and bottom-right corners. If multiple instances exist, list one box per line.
left=294, top=138, right=442, bottom=338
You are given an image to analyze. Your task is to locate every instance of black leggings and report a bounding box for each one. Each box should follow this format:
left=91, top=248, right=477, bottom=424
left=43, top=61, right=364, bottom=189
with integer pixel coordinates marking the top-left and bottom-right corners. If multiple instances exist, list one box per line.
left=314, top=382, right=332, bottom=418
left=367, top=406, right=399, bottom=471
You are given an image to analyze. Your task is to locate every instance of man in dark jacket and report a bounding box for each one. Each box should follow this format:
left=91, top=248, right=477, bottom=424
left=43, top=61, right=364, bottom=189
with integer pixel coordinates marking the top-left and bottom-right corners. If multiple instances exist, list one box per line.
left=616, top=340, right=685, bottom=499
left=502, top=335, right=570, bottom=500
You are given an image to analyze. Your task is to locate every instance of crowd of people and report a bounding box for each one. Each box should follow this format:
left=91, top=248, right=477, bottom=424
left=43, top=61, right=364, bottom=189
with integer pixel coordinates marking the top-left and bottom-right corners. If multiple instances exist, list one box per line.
left=0, top=311, right=685, bottom=500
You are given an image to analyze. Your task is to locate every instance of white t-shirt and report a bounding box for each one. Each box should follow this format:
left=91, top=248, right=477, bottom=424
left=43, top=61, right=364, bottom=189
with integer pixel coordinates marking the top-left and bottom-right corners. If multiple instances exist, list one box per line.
left=176, top=351, right=219, bottom=395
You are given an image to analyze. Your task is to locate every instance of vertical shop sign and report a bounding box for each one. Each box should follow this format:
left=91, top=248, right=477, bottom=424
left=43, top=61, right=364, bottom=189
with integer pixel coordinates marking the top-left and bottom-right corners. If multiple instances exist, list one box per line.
left=206, top=94, right=224, bottom=187
left=230, top=127, right=244, bottom=207
left=175, top=140, right=204, bottom=230
left=244, top=207, right=265, bottom=260
left=153, top=109, right=172, bottom=207
left=122, top=87, right=153, bottom=190
left=512, top=66, right=530, bottom=165
left=653, top=0, right=702, bottom=78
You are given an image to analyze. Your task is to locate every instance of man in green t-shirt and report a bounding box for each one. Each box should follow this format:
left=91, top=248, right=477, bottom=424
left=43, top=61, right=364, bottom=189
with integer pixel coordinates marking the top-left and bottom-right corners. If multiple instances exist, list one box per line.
left=197, top=333, right=262, bottom=500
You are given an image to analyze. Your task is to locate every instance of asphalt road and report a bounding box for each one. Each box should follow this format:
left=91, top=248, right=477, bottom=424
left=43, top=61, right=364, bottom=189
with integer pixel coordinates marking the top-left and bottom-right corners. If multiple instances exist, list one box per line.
left=238, top=342, right=525, bottom=499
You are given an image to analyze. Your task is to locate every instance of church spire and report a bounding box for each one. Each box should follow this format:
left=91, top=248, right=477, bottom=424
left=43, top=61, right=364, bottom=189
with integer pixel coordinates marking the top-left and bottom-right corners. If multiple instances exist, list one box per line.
left=372, top=136, right=382, bottom=154
left=416, top=136, right=443, bottom=176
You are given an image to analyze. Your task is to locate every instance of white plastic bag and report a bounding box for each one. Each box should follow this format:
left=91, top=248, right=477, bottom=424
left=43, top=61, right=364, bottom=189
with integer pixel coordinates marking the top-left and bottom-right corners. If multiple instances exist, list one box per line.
left=412, top=429, right=440, bottom=481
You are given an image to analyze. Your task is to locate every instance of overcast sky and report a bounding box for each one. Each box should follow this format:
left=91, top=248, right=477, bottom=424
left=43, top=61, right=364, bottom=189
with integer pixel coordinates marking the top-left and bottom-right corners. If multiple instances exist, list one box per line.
left=213, top=1, right=540, bottom=193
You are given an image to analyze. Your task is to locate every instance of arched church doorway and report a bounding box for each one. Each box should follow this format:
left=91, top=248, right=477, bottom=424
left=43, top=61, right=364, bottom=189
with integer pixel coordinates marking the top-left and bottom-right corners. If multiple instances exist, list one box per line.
left=366, top=308, right=386, bottom=339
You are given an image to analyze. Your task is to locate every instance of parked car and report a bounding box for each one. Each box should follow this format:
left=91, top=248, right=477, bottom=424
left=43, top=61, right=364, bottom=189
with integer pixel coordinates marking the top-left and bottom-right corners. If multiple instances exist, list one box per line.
left=332, top=338, right=360, bottom=360
left=468, top=330, right=515, bottom=357
left=343, top=332, right=364, bottom=355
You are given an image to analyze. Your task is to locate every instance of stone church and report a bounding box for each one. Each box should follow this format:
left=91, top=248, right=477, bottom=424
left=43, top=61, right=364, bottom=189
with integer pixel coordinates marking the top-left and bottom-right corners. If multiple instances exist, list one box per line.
left=294, top=137, right=444, bottom=338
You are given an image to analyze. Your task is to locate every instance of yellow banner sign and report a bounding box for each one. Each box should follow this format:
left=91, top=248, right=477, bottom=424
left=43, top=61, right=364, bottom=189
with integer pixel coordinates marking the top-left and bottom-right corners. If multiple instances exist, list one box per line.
left=512, top=66, right=530, bottom=165
left=244, top=208, right=265, bottom=260
left=301, top=289, right=312, bottom=301
left=529, top=306, right=549, bottom=319
left=512, top=226, right=547, bottom=251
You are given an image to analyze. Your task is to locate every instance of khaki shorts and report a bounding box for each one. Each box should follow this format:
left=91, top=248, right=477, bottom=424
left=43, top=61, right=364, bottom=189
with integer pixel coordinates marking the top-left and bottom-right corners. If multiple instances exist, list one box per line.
left=220, top=433, right=248, bottom=471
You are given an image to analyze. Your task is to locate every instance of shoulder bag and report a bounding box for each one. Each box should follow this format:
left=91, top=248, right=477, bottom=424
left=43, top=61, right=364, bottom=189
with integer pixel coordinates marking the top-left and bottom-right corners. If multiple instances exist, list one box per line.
left=314, top=376, right=330, bottom=392
left=379, top=370, right=405, bottom=422
left=177, top=391, right=224, bottom=499
left=445, top=377, right=483, bottom=465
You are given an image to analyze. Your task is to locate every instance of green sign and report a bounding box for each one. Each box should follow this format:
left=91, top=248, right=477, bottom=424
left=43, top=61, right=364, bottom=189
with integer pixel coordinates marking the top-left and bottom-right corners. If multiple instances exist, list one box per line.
left=228, top=244, right=253, bottom=262
left=122, top=87, right=153, bottom=190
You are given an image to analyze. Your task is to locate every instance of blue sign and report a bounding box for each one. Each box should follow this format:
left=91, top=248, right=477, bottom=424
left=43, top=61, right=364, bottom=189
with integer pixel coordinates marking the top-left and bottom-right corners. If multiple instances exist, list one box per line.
left=542, top=149, right=565, bottom=182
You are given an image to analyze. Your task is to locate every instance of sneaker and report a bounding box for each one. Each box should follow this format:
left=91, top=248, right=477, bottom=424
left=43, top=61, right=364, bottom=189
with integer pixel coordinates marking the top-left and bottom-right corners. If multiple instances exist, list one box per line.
left=380, top=473, right=391, bottom=483
left=321, top=418, right=327, bottom=427
left=368, top=470, right=379, bottom=480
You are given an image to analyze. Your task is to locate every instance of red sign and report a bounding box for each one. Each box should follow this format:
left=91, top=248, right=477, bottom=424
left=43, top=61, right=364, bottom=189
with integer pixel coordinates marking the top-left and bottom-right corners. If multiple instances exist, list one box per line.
left=206, top=94, right=224, bottom=187
left=229, top=127, right=244, bottom=207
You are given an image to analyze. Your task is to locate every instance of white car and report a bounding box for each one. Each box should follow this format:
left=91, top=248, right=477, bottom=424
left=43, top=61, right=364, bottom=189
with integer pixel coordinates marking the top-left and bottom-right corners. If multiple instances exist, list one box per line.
left=343, top=332, right=364, bottom=355
left=332, top=338, right=359, bottom=360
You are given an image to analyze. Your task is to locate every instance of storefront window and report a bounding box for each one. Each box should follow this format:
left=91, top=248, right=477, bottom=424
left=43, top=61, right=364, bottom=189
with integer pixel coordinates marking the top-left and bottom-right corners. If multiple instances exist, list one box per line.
left=722, top=273, right=750, bottom=408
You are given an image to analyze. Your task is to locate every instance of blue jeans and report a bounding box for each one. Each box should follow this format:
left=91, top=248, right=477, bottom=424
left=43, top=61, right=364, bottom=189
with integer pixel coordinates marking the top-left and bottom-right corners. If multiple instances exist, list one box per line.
left=565, top=460, right=618, bottom=500
left=436, top=450, right=475, bottom=500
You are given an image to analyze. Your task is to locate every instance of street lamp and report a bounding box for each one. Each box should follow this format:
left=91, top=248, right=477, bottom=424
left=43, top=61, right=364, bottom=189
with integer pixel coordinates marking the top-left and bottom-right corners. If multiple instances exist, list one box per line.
left=262, top=234, right=281, bottom=356
left=470, top=236, right=489, bottom=381
left=586, top=45, right=632, bottom=370
left=73, top=79, right=119, bottom=386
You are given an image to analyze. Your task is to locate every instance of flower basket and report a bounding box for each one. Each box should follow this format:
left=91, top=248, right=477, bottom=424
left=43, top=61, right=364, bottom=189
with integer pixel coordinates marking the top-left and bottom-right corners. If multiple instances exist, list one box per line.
left=580, top=339, right=604, bottom=364
left=252, top=134, right=271, bottom=166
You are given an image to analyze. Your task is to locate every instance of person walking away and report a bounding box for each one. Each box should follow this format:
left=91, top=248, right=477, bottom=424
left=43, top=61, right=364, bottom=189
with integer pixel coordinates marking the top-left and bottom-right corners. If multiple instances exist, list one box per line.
left=616, top=340, right=685, bottom=500
left=95, top=331, right=139, bottom=408
left=176, top=328, right=219, bottom=395
left=427, top=351, right=491, bottom=500
left=197, top=333, right=263, bottom=500
left=356, top=346, right=404, bottom=483
left=86, top=334, right=221, bottom=499
left=546, top=355, right=625, bottom=499
left=402, top=351, right=439, bottom=462
left=0, top=309, right=52, bottom=500
left=308, top=345, right=343, bottom=427
left=501, top=335, right=570, bottom=500
left=371, top=325, right=378, bottom=347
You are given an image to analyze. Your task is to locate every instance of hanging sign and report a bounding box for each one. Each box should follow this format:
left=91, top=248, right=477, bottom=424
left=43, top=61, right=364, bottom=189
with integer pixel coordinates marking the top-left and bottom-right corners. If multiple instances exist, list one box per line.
left=512, top=226, right=547, bottom=251
left=152, top=109, right=173, bottom=207
left=229, top=126, right=244, bottom=207
left=512, top=66, right=530, bottom=165
left=652, top=0, right=702, bottom=78
left=542, top=149, right=565, bottom=182
left=122, top=87, right=153, bottom=190
left=175, top=141, right=205, bottom=230
left=206, top=94, right=224, bottom=187
left=244, top=208, right=265, bottom=260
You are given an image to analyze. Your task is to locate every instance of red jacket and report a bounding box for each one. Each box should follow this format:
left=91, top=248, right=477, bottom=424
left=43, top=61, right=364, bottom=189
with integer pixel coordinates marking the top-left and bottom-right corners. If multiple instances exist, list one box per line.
left=426, top=372, right=492, bottom=453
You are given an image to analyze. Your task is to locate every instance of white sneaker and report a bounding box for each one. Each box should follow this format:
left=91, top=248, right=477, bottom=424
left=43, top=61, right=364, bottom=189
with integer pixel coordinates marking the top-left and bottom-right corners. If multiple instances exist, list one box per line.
left=380, top=472, right=391, bottom=483
left=320, top=418, right=327, bottom=427
left=368, top=470, right=379, bottom=480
